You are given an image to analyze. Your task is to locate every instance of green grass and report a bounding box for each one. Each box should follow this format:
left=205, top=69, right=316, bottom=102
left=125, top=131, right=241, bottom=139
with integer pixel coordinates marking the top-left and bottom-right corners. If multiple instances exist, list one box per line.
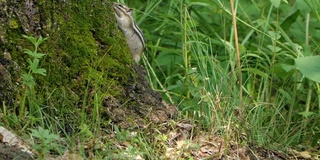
left=135, top=0, right=320, bottom=151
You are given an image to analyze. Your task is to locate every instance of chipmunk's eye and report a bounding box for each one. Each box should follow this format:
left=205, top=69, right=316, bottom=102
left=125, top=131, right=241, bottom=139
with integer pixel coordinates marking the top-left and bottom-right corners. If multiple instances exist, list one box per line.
left=118, top=4, right=125, bottom=9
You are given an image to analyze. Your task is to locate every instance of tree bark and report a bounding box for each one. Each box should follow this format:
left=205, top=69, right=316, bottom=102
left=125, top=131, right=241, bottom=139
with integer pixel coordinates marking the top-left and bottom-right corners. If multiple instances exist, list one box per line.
left=0, top=0, right=176, bottom=130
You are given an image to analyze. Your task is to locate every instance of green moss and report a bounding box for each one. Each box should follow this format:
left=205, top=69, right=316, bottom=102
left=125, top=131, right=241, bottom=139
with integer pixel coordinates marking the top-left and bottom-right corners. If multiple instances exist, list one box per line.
left=9, top=19, right=18, bottom=29
left=2, top=0, right=137, bottom=126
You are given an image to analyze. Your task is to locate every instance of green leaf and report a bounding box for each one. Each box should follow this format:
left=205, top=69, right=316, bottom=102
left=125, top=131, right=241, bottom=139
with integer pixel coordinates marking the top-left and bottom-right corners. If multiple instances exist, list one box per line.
left=295, top=1, right=311, bottom=14
left=34, top=53, right=46, bottom=59
left=298, top=111, right=314, bottom=118
left=281, top=64, right=295, bottom=72
left=295, top=56, right=320, bottom=82
left=30, top=59, right=40, bottom=72
left=267, top=45, right=282, bottom=52
left=242, top=68, right=268, bottom=78
left=270, top=0, right=281, bottom=8
left=36, top=36, right=48, bottom=47
left=278, top=88, right=292, bottom=100
left=268, top=31, right=281, bottom=40
left=273, top=63, right=292, bottom=80
left=27, top=59, right=33, bottom=67
left=280, top=10, right=300, bottom=31
left=22, top=35, right=48, bottom=47
left=31, top=127, right=59, bottom=141
left=21, top=74, right=35, bottom=88
left=22, top=35, right=37, bottom=46
left=24, top=50, right=45, bottom=59
left=34, top=68, right=47, bottom=76
left=24, top=49, right=36, bottom=57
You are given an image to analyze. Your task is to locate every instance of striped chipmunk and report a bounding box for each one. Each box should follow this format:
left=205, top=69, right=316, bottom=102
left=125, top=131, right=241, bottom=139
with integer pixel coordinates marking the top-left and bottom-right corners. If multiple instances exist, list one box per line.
left=112, top=2, right=145, bottom=63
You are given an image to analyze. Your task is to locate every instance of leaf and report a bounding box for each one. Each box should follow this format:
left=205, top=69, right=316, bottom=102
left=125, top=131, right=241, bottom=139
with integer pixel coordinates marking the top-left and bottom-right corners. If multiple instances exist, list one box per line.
left=295, top=1, right=311, bottom=14
left=280, top=10, right=300, bottom=31
left=31, top=127, right=59, bottom=141
left=28, top=59, right=46, bottom=76
left=167, top=84, right=181, bottom=91
left=273, top=63, right=294, bottom=80
left=21, top=74, right=35, bottom=88
left=270, top=0, right=281, bottom=8
left=242, top=68, right=268, bottom=78
left=24, top=49, right=36, bottom=57
left=24, top=50, right=45, bottom=59
left=278, top=88, right=292, bottom=100
left=34, top=53, right=46, bottom=59
left=30, top=59, right=40, bottom=72
left=267, top=31, right=281, bottom=40
left=298, top=111, right=314, bottom=118
left=295, top=56, right=320, bottom=82
left=36, top=36, right=48, bottom=47
left=34, top=68, right=47, bottom=76
left=22, top=35, right=37, bottom=46
left=267, top=45, right=282, bottom=52
left=288, top=148, right=312, bottom=159
left=23, top=35, right=48, bottom=47
left=27, top=59, right=33, bottom=66
left=281, top=64, right=295, bottom=72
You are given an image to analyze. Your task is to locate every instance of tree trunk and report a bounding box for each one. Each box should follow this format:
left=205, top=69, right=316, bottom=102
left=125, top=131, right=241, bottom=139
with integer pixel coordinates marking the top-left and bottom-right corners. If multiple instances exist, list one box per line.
left=0, top=0, right=176, bottom=131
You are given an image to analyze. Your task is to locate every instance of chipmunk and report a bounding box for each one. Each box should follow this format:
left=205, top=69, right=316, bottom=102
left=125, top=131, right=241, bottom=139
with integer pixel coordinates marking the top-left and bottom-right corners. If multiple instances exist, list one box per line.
left=112, top=2, right=145, bottom=63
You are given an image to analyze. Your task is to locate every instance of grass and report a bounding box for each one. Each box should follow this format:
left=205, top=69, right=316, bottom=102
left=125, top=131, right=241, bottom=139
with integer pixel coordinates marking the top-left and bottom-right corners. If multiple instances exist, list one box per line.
left=137, top=0, right=320, bottom=152
left=1, top=0, right=319, bottom=159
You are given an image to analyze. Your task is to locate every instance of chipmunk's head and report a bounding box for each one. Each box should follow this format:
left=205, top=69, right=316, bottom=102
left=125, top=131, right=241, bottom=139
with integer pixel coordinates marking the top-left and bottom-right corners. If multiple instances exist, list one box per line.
left=112, top=3, right=133, bottom=17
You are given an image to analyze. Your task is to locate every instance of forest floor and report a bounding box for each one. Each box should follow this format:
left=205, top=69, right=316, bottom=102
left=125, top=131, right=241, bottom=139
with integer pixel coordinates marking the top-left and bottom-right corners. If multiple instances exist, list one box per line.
left=1, top=124, right=314, bottom=160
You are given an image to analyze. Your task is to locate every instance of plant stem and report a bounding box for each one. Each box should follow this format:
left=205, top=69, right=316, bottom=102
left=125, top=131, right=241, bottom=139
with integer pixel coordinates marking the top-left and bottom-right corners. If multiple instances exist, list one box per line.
left=230, top=0, right=242, bottom=107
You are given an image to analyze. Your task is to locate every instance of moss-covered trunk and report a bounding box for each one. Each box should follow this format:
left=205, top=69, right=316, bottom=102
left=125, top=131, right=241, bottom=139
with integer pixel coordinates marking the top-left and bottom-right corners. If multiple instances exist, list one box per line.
left=0, top=0, right=175, bottom=131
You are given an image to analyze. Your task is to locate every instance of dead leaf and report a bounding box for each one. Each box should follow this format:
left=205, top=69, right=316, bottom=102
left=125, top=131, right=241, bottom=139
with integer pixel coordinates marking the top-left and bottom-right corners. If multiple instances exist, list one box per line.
left=288, top=148, right=312, bottom=159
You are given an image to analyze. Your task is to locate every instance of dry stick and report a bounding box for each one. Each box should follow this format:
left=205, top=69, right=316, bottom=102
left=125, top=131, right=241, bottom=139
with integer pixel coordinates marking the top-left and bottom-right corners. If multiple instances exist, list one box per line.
left=229, top=0, right=242, bottom=106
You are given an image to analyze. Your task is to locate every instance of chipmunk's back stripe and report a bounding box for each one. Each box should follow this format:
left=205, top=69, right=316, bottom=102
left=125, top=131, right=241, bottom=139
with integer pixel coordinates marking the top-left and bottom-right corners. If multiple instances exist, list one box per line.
left=132, top=21, right=145, bottom=48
